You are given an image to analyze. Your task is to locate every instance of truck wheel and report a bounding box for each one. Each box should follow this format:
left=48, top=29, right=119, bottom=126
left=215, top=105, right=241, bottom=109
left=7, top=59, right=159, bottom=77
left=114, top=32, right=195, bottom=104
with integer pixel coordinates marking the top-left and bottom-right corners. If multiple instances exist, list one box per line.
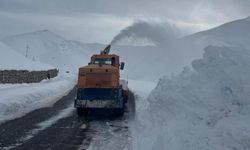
left=114, top=108, right=124, bottom=117
left=77, top=108, right=84, bottom=117
left=77, top=108, right=89, bottom=117
left=118, top=109, right=124, bottom=116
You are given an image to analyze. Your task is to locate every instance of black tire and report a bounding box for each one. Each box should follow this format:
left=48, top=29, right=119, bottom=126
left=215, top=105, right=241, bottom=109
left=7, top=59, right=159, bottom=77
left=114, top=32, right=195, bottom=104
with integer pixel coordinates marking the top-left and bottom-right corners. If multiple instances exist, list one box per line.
left=83, top=109, right=89, bottom=116
left=77, top=108, right=89, bottom=117
left=127, top=90, right=135, bottom=118
left=113, top=108, right=124, bottom=117
left=77, top=108, right=84, bottom=117
left=118, top=109, right=124, bottom=116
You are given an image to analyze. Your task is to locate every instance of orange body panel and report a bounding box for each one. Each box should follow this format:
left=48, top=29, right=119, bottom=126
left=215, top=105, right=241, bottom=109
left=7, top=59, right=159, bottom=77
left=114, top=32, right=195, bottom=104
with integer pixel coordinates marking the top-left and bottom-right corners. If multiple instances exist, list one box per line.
left=77, top=54, right=120, bottom=89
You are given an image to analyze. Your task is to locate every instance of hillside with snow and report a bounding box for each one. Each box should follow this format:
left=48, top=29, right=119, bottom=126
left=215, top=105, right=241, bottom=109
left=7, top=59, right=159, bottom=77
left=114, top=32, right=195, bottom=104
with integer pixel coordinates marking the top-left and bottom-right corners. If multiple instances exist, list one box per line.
left=182, top=16, right=250, bottom=49
left=0, top=42, right=53, bottom=71
left=173, top=16, right=250, bottom=66
left=1, top=30, right=91, bottom=76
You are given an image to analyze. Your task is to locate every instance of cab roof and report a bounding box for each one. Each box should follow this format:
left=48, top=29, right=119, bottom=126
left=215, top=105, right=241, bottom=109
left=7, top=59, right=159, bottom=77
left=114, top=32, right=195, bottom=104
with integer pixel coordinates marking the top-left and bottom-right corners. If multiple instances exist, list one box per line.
left=91, top=54, right=119, bottom=58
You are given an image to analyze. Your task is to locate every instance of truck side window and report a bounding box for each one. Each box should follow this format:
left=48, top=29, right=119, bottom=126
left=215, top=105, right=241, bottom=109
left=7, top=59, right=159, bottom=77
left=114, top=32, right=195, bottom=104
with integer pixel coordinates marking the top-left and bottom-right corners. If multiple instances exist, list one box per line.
left=111, top=57, right=115, bottom=66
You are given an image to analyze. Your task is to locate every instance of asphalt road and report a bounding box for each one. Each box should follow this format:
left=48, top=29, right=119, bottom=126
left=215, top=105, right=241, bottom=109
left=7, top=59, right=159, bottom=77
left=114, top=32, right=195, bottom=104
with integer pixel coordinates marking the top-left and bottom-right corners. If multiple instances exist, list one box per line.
left=0, top=87, right=135, bottom=150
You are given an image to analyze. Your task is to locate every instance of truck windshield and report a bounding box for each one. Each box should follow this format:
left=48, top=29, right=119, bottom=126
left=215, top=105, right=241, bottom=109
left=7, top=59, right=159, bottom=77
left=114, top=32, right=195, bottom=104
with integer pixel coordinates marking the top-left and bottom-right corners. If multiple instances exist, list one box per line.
left=94, top=58, right=112, bottom=65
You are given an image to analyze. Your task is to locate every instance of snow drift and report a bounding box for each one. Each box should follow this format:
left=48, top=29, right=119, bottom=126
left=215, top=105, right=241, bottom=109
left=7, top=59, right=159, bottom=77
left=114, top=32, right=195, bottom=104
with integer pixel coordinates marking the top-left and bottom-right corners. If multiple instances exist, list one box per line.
left=133, top=46, right=250, bottom=150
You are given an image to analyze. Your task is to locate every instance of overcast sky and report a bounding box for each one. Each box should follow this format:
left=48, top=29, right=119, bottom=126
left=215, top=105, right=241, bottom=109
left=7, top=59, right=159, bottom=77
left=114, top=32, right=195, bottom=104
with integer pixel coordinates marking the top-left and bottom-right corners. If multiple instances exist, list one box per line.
left=0, top=0, right=249, bottom=43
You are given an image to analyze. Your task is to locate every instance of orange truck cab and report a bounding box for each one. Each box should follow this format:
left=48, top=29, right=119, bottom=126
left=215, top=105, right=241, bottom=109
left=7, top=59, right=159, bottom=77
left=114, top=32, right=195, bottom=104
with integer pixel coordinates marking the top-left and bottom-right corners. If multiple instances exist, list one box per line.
left=74, top=45, right=127, bottom=116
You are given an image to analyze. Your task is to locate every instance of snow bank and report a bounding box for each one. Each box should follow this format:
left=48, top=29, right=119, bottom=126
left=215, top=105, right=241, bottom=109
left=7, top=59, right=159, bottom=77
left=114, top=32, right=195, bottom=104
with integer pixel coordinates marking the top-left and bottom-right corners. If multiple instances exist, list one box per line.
left=0, top=42, right=54, bottom=71
left=0, top=75, right=75, bottom=124
left=134, top=46, right=250, bottom=150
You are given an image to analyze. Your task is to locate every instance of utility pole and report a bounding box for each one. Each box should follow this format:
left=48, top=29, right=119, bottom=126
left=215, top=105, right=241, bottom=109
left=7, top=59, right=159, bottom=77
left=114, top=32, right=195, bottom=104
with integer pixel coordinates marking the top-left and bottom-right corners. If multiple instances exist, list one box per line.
left=25, top=44, right=29, bottom=58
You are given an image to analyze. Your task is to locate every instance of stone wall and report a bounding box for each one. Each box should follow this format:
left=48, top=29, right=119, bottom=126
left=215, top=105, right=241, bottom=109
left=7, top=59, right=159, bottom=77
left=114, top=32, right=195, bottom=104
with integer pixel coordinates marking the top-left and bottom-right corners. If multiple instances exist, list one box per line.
left=0, top=69, right=58, bottom=84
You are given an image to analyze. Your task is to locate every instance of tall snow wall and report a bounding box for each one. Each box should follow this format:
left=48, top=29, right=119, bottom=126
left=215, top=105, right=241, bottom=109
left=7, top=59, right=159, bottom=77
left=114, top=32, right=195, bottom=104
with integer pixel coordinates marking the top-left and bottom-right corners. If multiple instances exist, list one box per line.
left=133, top=46, right=250, bottom=150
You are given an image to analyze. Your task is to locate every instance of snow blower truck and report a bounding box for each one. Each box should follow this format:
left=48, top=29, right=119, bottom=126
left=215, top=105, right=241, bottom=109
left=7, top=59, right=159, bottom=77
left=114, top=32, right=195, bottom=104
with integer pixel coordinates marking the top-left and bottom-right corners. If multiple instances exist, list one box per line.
left=74, top=45, right=128, bottom=117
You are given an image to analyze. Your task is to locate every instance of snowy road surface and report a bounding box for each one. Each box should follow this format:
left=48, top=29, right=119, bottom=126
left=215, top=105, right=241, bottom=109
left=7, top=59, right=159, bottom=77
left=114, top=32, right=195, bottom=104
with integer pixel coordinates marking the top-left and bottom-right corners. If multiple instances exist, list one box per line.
left=0, top=87, right=135, bottom=150
left=0, top=76, right=75, bottom=124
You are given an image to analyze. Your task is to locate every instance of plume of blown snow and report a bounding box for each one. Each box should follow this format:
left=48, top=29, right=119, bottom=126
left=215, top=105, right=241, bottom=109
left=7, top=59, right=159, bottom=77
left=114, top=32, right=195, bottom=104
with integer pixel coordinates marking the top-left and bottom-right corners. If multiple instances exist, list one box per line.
left=111, top=20, right=181, bottom=46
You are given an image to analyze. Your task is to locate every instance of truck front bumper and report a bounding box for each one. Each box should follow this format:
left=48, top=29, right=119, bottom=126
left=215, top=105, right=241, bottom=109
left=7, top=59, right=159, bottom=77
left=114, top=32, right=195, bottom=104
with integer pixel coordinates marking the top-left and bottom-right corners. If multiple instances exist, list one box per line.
left=74, top=99, right=121, bottom=109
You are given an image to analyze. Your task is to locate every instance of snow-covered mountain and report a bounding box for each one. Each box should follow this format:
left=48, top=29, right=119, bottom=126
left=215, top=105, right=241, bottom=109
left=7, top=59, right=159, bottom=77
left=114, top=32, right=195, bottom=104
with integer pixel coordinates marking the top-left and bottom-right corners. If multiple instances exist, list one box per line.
left=1, top=30, right=91, bottom=75
left=0, top=42, right=53, bottom=71
left=175, top=16, right=250, bottom=64
left=182, top=16, right=250, bottom=48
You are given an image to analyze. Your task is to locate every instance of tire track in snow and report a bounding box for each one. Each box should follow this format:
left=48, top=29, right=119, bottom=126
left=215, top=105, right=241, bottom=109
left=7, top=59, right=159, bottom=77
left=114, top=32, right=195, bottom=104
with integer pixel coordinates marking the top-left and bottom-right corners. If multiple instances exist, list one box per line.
left=3, top=104, right=74, bottom=149
left=0, top=87, right=77, bottom=149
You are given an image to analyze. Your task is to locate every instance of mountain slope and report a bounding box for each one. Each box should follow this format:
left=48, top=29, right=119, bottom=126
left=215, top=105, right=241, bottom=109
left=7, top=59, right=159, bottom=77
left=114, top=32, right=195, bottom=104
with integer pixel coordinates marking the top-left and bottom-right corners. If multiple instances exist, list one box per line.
left=1, top=30, right=90, bottom=75
left=176, top=16, right=250, bottom=63
left=184, top=16, right=250, bottom=48
left=0, top=42, right=53, bottom=71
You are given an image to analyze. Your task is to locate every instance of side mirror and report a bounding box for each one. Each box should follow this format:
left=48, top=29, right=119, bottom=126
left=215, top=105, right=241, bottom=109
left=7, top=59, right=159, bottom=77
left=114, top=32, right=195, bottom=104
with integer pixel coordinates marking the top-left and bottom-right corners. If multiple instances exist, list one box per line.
left=120, top=62, right=125, bottom=70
